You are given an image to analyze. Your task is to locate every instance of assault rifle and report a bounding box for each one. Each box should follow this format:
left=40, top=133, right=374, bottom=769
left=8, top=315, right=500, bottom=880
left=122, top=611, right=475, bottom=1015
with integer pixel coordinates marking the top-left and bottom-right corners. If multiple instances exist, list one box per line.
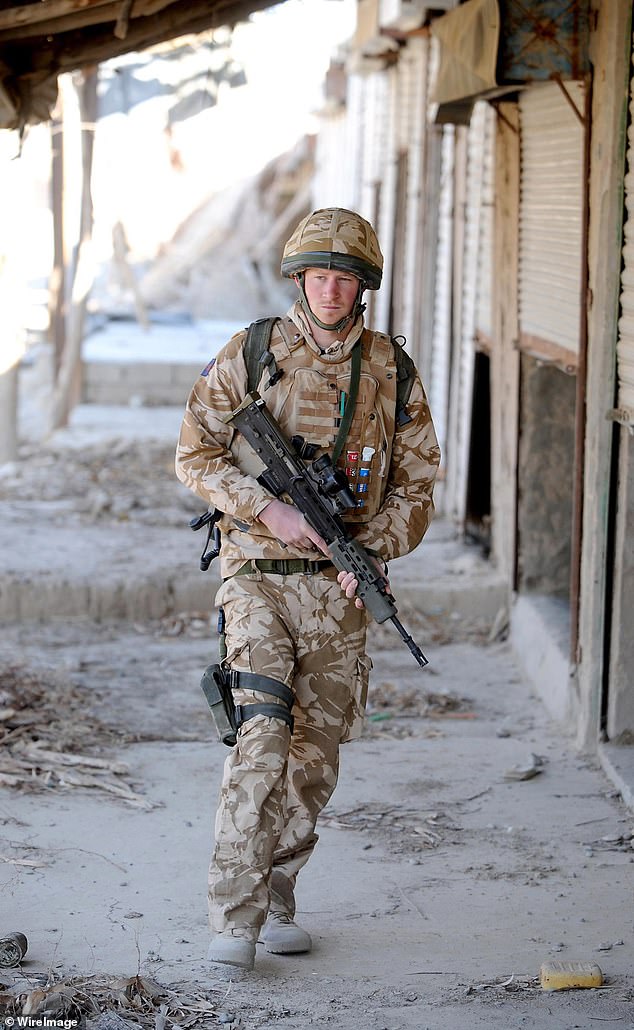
left=225, top=391, right=429, bottom=668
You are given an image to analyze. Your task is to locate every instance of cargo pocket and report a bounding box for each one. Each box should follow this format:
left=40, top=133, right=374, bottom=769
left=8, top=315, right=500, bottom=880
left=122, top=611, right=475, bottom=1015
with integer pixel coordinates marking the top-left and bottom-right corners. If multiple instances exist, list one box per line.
left=341, top=652, right=373, bottom=743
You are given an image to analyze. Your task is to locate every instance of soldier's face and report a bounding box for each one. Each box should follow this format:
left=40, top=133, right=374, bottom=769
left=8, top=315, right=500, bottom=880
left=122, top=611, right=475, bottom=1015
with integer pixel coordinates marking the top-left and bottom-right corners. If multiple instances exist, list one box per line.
left=302, top=268, right=360, bottom=325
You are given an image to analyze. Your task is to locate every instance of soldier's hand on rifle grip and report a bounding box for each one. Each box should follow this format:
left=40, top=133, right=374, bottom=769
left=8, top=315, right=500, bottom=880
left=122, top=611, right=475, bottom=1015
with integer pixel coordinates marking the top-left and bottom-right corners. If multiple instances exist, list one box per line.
left=337, top=559, right=390, bottom=610
left=259, top=499, right=330, bottom=555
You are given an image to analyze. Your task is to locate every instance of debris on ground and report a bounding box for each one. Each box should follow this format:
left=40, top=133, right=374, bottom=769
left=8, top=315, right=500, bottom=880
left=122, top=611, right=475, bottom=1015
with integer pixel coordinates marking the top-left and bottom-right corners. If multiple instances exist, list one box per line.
left=583, top=831, right=634, bottom=853
left=0, top=440, right=192, bottom=528
left=318, top=801, right=461, bottom=855
left=0, top=666, right=156, bottom=808
left=0, top=932, right=28, bottom=967
left=465, top=973, right=540, bottom=995
left=1, top=973, right=223, bottom=1028
left=503, top=753, right=546, bottom=781
left=152, top=612, right=213, bottom=639
left=364, top=680, right=474, bottom=737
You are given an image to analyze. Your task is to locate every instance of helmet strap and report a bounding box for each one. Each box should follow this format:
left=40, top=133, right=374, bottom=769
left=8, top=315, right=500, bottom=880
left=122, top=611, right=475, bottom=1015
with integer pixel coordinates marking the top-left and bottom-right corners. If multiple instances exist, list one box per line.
left=295, top=273, right=366, bottom=334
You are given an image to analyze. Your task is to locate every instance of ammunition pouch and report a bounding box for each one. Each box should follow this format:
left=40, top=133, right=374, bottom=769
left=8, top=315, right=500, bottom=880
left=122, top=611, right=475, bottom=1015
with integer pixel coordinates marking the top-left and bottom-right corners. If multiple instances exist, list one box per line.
left=200, top=665, right=294, bottom=747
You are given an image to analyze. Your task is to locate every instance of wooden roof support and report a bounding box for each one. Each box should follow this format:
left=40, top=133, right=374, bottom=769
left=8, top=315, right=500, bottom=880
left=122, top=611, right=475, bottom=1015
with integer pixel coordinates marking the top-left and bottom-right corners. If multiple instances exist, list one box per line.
left=0, top=0, right=278, bottom=78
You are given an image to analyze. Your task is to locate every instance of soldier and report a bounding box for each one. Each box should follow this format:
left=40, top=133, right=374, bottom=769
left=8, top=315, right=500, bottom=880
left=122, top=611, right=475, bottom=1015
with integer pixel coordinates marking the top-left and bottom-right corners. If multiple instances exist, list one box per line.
left=175, top=207, right=440, bottom=972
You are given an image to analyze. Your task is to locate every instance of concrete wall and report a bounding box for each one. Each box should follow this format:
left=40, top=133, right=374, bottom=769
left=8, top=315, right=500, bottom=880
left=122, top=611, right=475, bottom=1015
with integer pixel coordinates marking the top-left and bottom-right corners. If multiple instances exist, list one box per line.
left=517, top=356, right=576, bottom=598
left=82, top=360, right=202, bottom=406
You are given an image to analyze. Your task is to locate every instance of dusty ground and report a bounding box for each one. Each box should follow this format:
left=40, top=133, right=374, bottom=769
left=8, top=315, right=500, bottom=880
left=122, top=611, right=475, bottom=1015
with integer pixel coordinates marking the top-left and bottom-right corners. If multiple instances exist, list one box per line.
left=1, top=408, right=633, bottom=1030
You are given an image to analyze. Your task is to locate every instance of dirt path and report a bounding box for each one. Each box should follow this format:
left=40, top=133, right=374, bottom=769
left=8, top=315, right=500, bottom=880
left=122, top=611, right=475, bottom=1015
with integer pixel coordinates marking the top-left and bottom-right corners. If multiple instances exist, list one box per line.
left=1, top=413, right=633, bottom=1029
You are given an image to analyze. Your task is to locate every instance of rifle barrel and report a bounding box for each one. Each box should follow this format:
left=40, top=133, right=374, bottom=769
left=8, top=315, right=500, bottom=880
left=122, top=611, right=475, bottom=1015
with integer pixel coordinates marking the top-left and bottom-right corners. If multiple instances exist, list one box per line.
left=391, top=616, right=429, bottom=668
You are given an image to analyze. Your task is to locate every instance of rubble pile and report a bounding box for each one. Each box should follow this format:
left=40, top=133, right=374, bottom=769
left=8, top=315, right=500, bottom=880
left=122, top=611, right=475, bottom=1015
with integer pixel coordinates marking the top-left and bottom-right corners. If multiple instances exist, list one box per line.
left=0, top=439, right=194, bottom=528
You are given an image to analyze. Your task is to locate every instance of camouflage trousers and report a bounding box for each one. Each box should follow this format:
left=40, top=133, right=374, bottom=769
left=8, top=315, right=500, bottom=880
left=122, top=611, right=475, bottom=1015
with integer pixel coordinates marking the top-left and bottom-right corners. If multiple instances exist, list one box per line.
left=209, top=567, right=370, bottom=940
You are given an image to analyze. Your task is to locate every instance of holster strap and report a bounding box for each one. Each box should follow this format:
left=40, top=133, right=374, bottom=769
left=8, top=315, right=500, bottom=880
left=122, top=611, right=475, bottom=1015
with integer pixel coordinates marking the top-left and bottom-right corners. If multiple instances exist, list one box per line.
left=234, top=703, right=294, bottom=733
left=230, top=670, right=295, bottom=733
left=229, top=670, right=294, bottom=708
left=235, top=558, right=333, bottom=576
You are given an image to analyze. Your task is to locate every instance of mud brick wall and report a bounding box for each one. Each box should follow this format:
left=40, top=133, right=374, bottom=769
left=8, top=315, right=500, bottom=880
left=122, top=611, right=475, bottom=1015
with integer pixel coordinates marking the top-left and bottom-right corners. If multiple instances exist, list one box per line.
left=517, top=356, right=576, bottom=598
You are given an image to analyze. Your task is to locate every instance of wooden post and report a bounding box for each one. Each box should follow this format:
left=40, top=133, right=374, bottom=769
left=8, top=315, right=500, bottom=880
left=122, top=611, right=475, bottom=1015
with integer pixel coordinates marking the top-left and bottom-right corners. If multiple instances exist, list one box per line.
left=490, top=102, right=520, bottom=589
left=48, top=101, right=66, bottom=380
left=50, top=66, right=98, bottom=430
left=576, top=0, right=633, bottom=750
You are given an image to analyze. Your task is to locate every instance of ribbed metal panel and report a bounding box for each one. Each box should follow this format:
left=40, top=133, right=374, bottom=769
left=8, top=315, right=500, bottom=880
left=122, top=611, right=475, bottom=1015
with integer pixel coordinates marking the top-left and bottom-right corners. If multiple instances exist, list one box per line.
left=447, top=102, right=488, bottom=518
left=314, top=109, right=348, bottom=207
left=518, top=81, right=585, bottom=353
left=475, top=102, right=495, bottom=339
left=429, top=125, right=455, bottom=457
left=402, top=36, right=429, bottom=360
left=616, top=44, right=634, bottom=424
left=389, top=38, right=427, bottom=339
left=374, top=66, right=398, bottom=333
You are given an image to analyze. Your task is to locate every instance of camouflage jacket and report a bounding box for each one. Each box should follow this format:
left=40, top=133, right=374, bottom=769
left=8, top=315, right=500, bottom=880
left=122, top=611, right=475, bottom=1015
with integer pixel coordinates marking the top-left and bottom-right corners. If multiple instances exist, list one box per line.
left=176, top=302, right=440, bottom=578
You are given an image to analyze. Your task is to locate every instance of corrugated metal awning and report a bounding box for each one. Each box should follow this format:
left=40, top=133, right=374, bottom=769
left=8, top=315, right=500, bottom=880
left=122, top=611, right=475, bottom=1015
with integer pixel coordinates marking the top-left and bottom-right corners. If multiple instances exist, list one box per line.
left=430, top=0, right=590, bottom=126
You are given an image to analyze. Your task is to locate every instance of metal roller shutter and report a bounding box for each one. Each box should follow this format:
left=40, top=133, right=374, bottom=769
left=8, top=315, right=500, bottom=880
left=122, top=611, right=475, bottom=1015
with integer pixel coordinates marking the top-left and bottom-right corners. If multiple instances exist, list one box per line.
left=475, top=103, right=495, bottom=342
left=518, top=81, right=586, bottom=360
left=429, top=124, right=455, bottom=460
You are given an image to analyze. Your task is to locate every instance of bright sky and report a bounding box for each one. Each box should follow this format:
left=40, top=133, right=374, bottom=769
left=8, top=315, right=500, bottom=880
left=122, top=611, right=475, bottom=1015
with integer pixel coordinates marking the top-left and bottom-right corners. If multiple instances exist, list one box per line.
left=93, top=0, right=356, bottom=259
left=0, top=0, right=357, bottom=353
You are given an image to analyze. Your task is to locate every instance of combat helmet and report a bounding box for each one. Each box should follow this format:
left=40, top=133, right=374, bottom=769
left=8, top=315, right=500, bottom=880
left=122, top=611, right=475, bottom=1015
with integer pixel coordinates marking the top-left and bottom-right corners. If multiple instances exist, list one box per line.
left=282, top=207, right=383, bottom=289
left=281, top=207, right=383, bottom=332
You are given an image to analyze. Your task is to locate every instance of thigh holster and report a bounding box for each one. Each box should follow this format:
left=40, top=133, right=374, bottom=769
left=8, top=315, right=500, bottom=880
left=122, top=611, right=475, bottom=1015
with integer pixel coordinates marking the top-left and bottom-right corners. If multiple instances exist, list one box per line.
left=201, top=664, right=294, bottom=747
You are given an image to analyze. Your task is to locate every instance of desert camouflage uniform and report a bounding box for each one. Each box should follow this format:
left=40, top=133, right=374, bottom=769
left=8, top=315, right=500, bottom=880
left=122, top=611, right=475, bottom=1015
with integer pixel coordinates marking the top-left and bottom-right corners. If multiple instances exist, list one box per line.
left=175, top=300, right=440, bottom=940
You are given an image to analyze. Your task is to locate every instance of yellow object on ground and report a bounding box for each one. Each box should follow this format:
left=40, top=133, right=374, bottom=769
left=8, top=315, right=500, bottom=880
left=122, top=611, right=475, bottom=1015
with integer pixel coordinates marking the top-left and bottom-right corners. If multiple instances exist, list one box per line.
left=540, top=961, right=604, bottom=991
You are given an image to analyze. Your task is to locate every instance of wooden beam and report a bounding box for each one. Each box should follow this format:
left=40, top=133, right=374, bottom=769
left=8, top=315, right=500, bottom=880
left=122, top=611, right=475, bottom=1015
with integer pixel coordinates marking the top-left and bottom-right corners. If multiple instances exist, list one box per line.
left=0, top=0, right=174, bottom=43
left=1, top=0, right=279, bottom=76
left=518, top=331, right=578, bottom=374
left=0, top=0, right=112, bottom=33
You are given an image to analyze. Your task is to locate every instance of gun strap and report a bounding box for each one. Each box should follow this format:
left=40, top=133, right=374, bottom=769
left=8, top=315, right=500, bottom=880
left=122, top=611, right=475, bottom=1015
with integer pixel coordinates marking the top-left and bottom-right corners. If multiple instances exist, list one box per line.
left=392, top=335, right=416, bottom=426
left=332, top=339, right=362, bottom=466
left=244, top=317, right=280, bottom=391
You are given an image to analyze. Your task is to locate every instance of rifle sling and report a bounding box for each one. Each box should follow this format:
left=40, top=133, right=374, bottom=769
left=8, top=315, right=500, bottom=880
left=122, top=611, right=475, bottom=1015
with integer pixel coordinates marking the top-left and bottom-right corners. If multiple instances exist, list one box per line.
left=332, top=339, right=362, bottom=466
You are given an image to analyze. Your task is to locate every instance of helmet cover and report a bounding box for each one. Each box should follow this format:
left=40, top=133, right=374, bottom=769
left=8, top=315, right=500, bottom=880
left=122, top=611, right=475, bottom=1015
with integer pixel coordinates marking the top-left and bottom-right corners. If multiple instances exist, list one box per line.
left=281, top=207, right=383, bottom=290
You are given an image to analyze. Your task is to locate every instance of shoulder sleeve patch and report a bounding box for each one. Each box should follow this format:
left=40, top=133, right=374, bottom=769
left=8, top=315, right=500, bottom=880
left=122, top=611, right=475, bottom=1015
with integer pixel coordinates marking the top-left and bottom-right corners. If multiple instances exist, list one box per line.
left=201, top=358, right=216, bottom=376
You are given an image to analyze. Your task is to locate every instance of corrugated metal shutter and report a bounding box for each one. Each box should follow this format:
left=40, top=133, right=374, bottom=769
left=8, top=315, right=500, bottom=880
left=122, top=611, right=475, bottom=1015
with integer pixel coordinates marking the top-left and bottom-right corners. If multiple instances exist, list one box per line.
left=374, top=67, right=397, bottom=333
left=518, top=81, right=586, bottom=357
left=616, top=42, right=634, bottom=425
left=475, top=103, right=495, bottom=341
left=446, top=102, right=489, bottom=517
left=429, top=124, right=455, bottom=459
left=314, top=108, right=349, bottom=207
left=402, top=36, right=430, bottom=364
left=391, top=38, right=425, bottom=337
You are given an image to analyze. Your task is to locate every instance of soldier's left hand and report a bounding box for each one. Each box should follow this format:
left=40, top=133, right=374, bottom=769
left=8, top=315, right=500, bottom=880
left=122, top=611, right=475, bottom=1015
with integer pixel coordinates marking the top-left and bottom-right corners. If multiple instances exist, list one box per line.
left=336, top=560, right=390, bottom=610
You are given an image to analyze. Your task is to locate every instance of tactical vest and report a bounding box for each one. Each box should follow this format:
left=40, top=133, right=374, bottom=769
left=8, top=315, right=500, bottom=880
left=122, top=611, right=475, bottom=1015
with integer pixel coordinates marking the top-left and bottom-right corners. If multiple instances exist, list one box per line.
left=239, top=316, right=417, bottom=525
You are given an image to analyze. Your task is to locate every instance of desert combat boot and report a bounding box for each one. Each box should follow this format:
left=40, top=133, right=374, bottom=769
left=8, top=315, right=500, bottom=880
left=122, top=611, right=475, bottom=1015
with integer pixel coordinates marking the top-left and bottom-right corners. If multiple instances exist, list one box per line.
left=207, top=932, right=256, bottom=972
left=259, top=870, right=312, bottom=955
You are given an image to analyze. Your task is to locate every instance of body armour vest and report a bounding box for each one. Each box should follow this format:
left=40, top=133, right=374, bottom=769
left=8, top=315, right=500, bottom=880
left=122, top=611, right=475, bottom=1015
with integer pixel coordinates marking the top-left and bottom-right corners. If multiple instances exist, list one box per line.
left=229, top=316, right=399, bottom=526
